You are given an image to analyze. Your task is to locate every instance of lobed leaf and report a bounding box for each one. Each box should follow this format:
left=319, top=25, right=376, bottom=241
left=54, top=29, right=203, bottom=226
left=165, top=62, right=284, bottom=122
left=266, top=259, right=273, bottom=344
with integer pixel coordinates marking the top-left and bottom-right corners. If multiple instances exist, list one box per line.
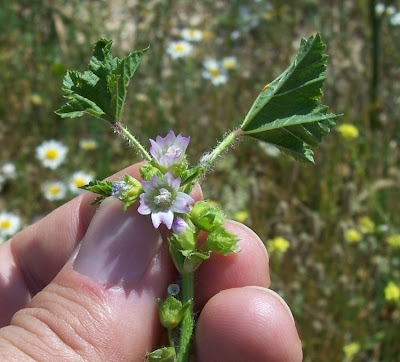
left=56, top=38, right=148, bottom=123
left=241, top=34, right=341, bottom=163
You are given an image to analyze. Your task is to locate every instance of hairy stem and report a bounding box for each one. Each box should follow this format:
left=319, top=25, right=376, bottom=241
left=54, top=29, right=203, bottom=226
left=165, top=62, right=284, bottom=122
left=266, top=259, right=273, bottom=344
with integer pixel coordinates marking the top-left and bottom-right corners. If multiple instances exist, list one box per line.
left=114, top=121, right=152, bottom=161
left=201, top=128, right=243, bottom=169
left=177, top=273, right=194, bottom=362
left=183, top=128, right=243, bottom=194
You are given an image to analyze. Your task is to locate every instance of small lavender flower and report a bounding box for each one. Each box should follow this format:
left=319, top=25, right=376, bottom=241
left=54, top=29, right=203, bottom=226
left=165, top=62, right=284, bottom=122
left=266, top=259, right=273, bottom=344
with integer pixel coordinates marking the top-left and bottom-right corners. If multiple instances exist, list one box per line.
left=172, top=216, right=190, bottom=234
left=112, top=180, right=129, bottom=197
left=138, top=172, right=194, bottom=229
left=150, top=130, right=190, bottom=169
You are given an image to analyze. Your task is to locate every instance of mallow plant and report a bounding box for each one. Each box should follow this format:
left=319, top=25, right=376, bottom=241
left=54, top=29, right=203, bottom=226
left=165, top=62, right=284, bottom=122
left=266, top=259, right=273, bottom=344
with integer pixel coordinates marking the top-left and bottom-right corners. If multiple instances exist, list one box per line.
left=55, top=34, right=341, bottom=361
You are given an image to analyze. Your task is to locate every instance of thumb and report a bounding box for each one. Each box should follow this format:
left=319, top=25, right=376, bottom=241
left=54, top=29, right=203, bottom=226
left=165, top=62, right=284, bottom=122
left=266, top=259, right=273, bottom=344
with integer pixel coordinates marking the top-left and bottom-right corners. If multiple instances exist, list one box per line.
left=0, top=198, right=176, bottom=361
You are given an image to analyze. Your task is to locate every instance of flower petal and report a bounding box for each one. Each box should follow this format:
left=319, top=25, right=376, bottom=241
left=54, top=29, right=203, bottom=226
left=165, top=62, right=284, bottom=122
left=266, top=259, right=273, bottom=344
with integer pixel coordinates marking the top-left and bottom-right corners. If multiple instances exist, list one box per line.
left=138, top=194, right=152, bottom=215
left=164, top=171, right=181, bottom=191
left=151, top=210, right=174, bottom=229
left=171, top=192, right=194, bottom=213
left=149, top=139, right=163, bottom=160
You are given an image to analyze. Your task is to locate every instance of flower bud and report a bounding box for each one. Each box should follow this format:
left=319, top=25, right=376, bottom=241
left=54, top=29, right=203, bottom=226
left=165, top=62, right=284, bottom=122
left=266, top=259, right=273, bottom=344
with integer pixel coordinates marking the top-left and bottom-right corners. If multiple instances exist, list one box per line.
left=157, top=295, right=191, bottom=329
left=146, top=347, right=176, bottom=362
left=190, top=201, right=225, bottom=232
left=140, top=164, right=163, bottom=181
left=168, top=237, right=210, bottom=274
left=204, top=226, right=239, bottom=255
left=117, top=174, right=143, bottom=211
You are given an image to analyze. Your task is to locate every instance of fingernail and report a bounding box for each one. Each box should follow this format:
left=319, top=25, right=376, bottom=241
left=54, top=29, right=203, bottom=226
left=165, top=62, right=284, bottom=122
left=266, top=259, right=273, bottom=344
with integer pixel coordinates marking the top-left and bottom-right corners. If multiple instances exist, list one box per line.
left=74, top=198, right=162, bottom=287
left=247, top=286, right=295, bottom=324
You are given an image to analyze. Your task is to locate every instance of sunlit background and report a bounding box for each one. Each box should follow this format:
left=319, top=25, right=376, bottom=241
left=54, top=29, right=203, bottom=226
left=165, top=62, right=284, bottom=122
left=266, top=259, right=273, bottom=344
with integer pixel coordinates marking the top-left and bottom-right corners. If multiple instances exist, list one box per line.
left=1, top=1, right=400, bottom=360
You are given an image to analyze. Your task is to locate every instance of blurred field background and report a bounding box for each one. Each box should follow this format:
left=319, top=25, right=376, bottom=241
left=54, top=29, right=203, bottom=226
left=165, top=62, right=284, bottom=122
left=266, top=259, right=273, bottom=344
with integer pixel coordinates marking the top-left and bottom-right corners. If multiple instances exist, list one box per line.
left=1, top=0, right=400, bottom=360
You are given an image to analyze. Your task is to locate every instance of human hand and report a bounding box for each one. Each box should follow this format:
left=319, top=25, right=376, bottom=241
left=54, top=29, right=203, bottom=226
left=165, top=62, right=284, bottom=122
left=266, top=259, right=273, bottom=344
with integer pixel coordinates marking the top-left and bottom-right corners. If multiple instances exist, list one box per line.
left=0, top=163, right=302, bottom=361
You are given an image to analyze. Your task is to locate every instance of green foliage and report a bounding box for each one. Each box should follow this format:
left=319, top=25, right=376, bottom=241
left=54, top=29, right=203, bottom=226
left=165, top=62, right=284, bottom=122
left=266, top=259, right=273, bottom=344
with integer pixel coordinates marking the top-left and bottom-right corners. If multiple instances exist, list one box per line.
left=80, top=179, right=113, bottom=205
left=146, top=347, right=176, bottom=362
left=56, top=38, right=148, bottom=123
left=157, top=295, right=191, bottom=330
left=204, top=226, right=239, bottom=255
left=241, top=34, right=341, bottom=163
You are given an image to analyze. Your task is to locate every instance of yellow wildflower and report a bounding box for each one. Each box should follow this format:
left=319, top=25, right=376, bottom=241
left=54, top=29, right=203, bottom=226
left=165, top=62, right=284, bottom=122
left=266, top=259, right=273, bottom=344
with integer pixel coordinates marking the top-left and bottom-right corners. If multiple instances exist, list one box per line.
left=345, top=228, right=362, bottom=243
left=268, top=236, right=290, bottom=254
left=337, top=123, right=359, bottom=140
left=387, top=234, right=400, bottom=249
left=343, top=342, right=360, bottom=360
left=234, top=210, right=248, bottom=223
left=358, top=216, right=375, bottom=234
left=384, top=281, right=400, bottom=302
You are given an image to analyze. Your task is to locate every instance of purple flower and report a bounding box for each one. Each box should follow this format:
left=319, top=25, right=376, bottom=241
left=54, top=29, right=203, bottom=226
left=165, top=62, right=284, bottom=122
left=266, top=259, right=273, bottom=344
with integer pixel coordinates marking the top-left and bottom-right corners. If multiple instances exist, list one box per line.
left=172, top=216, right=190, bottom=234
left=138, top=172, right=194, bottom=229
left=150, top=130, right=190, bottom=169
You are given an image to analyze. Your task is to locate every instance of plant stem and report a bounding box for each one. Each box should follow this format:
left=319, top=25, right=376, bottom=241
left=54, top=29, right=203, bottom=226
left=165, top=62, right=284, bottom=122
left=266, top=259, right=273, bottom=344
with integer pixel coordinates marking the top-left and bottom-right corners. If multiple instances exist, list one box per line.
left=114, top=121, right=152, bottom=161
left=183, top=128, right=243, bottom=194
left=201, top=128, right=243, bottom=170
left=167, top=328, right=175, bottom=351
left=177, top=273, right=194, bottom=362
left=369, top=0, right=382, bottom=130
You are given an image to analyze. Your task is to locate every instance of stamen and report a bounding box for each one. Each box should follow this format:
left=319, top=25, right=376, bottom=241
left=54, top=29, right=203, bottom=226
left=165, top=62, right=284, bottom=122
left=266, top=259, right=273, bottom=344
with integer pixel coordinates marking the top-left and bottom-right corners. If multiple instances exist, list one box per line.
left=154, top=188, right=172, bottom=205
left=165, top=145, right=181, bottom=157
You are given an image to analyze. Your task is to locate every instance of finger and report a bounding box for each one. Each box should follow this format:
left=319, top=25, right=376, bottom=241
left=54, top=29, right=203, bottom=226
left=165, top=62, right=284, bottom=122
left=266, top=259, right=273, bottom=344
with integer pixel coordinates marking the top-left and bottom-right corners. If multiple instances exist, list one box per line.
left=0, top=162, right=203, bottom=325
left=195, top=220, right=270, bottom=308
left=0, top=198, right=177, bottom=361
left=195, top=286, right=303, bottom=362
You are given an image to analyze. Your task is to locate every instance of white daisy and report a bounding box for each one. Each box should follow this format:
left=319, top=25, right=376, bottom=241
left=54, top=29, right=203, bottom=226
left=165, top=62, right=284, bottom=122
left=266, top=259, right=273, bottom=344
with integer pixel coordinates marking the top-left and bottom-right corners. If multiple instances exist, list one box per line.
left=79, top=138, right=98, bottom=151
left=222, top=56, right=239, bottom=70
left=390, top=12, right=400, bottom=26
left=181, top=28, right=203, bottom=42
left=0, top=212, right=21, bottom=240
left=375, top=3, right=385, bottom=16
left=42, top=181, right=67, bottom=201
left=202, top=59, right=228, bottom=86
left=167, top=41, right=193, bottom=59
left=36, top=140, right=68, bottom=170
left=1, top=163, right=17, bottom=179
left=69, top=171, right=94, bottom=194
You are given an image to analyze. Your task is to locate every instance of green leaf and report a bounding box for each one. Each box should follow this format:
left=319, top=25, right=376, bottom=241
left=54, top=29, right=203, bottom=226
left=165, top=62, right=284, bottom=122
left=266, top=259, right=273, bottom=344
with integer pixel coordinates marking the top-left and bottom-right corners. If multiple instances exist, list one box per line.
left=55, top=38, right=148, bottom=123
left=241, top=34, right=341, bottom=163
left=80, top=179, right=113, bottom=196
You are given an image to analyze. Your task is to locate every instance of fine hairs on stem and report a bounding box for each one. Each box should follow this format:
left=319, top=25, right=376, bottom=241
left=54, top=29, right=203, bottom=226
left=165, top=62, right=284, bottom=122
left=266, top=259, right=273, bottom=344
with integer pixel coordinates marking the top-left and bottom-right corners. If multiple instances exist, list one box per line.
left=199, top=128, right=244, bottom=171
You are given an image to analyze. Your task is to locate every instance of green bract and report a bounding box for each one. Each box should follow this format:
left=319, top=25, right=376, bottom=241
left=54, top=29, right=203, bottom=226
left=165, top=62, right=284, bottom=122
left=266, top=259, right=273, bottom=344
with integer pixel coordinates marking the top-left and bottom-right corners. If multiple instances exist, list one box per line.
left=240, top=34, right=341, bottom=163
left=146, top=347, right=176, bottom=362
left=55, top=38, right=148, bottom=123
left=157, top=295, right=192, bottom=330
left=204, top=227, right=239, bottom=255
left=80, top=179, right=113, bottom=205
left=190, top=200, right=225, bottom=232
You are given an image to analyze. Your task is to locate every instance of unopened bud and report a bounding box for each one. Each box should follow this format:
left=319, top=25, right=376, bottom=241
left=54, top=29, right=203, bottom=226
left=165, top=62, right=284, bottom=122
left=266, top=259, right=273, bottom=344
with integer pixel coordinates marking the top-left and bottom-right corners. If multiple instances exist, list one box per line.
left=190, top=200, right=225, bottom=232
left=204, top=226, right=239, bottom=255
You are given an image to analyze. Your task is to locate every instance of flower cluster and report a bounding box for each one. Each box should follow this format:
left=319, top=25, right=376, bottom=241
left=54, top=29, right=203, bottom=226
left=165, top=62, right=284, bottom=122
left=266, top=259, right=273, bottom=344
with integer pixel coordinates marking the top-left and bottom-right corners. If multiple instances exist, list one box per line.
left=86, top=130, right=239, bottom=274
left=35, top=140, right=95, bottom=201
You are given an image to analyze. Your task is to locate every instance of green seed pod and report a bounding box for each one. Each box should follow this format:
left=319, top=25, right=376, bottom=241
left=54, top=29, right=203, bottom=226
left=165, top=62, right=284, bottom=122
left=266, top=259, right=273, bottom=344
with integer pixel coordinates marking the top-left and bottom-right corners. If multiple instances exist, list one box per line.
left=146, top=347, right=176, bottom=362
left=157, top=295, right=191, bottom=329
left=204, top=226, right=239, bottom=255
left=190, top=200, right=225, bottom=232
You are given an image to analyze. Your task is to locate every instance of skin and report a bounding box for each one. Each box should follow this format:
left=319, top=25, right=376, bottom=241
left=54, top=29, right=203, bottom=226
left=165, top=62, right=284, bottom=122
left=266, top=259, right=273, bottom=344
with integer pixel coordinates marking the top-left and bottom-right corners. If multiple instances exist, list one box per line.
left=0, top=163, right=302, bottom=361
